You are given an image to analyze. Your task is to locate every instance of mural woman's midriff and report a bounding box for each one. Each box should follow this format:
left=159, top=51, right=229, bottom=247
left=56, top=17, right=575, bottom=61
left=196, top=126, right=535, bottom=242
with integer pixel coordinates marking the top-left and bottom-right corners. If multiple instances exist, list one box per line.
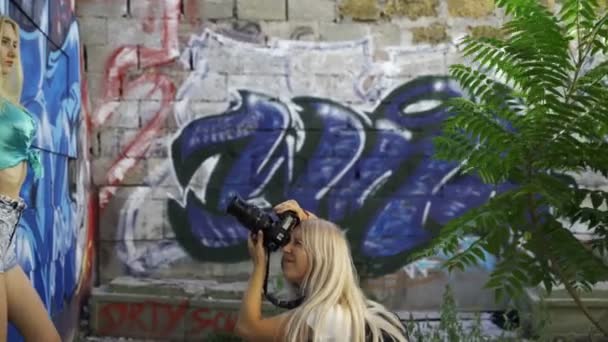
left=0, top=161, right=27, bottom=199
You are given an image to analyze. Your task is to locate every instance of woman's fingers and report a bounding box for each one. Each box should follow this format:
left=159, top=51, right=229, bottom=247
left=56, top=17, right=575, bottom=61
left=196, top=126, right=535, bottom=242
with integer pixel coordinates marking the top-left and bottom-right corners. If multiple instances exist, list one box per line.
left=248, top=231, right=260, bottom=253
left=273, top=199, right=297, bottom=212
left=273, top=199, right=311, bottom=221
left=257, top=231, right=264, bottom=249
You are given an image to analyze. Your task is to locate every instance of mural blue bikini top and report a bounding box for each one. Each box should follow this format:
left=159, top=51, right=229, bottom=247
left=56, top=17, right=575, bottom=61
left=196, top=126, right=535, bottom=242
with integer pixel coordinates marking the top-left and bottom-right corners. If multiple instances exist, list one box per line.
left=0, top=97, right=42, bottom=178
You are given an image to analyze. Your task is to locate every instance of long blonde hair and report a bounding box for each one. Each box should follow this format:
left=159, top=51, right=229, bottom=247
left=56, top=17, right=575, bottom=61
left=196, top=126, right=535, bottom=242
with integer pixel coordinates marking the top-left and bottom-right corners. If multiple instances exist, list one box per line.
left=0, top=15, right=23, bottom=104
left=285, top=219, right=408, bottom=342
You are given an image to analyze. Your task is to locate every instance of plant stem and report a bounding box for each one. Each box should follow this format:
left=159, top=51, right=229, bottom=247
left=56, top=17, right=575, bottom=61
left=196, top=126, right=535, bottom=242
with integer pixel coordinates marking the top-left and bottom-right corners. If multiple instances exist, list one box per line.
left=524, top=156, right=606, bottom=336
left=549, top=259, right=608, bottom=337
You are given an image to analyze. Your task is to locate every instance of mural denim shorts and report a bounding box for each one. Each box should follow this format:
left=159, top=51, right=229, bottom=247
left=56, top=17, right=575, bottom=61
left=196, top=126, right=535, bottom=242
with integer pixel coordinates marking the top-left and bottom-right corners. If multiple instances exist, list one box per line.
left=0, top=195, right=23, bottom=272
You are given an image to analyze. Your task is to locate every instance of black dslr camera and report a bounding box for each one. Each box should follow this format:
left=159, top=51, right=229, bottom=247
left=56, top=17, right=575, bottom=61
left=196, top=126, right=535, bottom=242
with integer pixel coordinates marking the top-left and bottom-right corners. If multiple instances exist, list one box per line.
left=226, top=196, right=300, bottom=252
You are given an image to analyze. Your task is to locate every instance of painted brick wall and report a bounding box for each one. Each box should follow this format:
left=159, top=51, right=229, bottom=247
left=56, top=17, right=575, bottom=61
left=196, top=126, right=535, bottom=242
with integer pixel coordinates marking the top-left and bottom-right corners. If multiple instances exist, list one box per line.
left=76, top=0, right=578, bottom=311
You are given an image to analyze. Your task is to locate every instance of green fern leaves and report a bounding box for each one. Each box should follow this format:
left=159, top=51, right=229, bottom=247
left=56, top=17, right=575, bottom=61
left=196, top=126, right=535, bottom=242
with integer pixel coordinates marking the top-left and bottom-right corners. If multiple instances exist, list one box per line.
left=424, top=0, right=608, bottom=318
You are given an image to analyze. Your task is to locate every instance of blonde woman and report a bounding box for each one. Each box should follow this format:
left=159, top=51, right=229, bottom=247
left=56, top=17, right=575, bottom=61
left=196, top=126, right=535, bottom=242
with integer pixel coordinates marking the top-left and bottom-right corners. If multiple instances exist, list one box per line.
left=0, top=16, right=61, bottom=341
left=236, top=200, right=408, bottom=341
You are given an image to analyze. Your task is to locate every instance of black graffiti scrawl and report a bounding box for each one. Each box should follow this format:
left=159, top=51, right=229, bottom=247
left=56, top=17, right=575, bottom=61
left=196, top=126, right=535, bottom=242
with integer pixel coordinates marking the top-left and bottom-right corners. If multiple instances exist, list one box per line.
left=168, top=76, right=499, bottom=277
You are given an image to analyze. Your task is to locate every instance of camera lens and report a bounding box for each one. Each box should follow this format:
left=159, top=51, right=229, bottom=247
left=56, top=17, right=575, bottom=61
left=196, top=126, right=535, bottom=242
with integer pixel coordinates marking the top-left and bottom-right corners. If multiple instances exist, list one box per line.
left=226, top=196, right=247, bottom=216
left=226, top=196, right=268, bottom=234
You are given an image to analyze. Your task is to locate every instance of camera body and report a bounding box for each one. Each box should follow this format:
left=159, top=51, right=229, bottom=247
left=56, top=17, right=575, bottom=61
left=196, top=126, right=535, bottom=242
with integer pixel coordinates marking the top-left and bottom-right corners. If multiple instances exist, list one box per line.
left=226, top=196, right=300, bottom=252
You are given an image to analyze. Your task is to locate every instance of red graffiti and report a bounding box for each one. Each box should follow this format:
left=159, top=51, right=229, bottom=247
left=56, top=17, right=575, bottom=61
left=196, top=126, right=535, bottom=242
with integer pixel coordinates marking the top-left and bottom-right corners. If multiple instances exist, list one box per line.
left=98, top=300, right=188, bottom=337
left=94, top=0, right=180, bottom=210
left=98, top=300, right=239, bottom=338
left=190, top=307, right=238, bottom=335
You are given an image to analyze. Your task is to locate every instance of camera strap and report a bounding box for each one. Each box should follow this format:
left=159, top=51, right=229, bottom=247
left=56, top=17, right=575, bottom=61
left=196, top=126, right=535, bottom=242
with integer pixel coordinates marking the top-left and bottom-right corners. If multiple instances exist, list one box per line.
left=262, top=247, right=304, bottom=310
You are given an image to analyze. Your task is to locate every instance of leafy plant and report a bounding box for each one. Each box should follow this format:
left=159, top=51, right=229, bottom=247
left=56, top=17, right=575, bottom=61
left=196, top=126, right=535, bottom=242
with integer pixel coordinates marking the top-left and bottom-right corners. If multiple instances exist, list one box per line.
left=404, top=284, right=524, bottom=341
left=439, top=284, right=465, bottom=340
left=414, top=0, right=608, bottom=336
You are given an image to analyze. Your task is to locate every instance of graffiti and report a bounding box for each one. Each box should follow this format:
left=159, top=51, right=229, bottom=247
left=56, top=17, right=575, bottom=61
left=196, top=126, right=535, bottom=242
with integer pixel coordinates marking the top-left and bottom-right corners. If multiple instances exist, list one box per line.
left=48, top=0, right=73, bottom=47
left=98, top=300, right=238, bottom=338
left=147, top=29, right=499, bottom=278
left=94, top=0, right=179, bottom=210
left=2, top=0, right=93, bottom=340
left=167, top=78, right=501, bottom=277
left=216, top=20, right=265, bottom=43
left=110, top=28, right=501, bottom=281
left=289, top=25, right=315, bottom=40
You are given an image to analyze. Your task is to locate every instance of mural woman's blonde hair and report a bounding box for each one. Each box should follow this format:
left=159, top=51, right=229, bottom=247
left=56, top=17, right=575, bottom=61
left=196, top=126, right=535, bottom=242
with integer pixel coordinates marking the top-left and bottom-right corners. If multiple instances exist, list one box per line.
left=285, top=218, right=407, bottom=342
left=0, top=15, right=23, bottom=104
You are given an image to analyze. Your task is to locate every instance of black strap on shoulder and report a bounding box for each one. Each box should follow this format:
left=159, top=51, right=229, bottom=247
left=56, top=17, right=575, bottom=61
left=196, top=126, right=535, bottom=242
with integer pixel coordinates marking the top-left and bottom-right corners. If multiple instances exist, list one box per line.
left=263, top=247, right=304, bottom=309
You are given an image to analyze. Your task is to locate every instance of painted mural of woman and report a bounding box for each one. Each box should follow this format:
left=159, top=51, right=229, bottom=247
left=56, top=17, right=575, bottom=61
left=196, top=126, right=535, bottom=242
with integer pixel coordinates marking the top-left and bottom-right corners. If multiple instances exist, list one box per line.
left=0, top=15, right=61, bottom=341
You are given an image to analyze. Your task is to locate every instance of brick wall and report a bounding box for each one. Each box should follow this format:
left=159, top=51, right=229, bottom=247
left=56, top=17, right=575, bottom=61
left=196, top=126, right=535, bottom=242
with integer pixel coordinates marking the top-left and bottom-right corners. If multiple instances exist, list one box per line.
left=77, top=0, right=526, bottom=311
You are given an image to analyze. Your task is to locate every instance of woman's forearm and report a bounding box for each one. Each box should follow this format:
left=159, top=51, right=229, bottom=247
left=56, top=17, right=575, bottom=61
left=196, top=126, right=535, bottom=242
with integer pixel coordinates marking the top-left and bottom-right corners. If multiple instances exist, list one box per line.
left=237, top=264, right=266, bottom=332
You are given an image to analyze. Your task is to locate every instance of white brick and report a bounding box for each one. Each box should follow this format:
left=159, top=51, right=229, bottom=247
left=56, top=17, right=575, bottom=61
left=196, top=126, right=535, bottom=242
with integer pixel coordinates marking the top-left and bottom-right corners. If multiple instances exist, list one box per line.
left=200, top=0, right=235, bottom=19
left=95, top=129, right=116, bottom=157
left=105, top=100, right=140, bottom=128
left=145, top=158, right=182, bottom=191
left=122, top=75, right=179, bottom=101
left=137, top=101, right=179, bottom=135
left=130, top=0, right=180, bottom=18
left=85, top=44, right=123, bottom=74
left=163, top=225, right=176, bottom=239
left=85, top=72, right=107, bottom=109
left=387, top=50, right=447, bottom=77
left=235, top=48, right=289, bottom=74
left=98, top=241, right=124, bottom=282
left=119, top=129, right=161, bottom=158
left=175, top=101, right=233, bottom=125
left=446, top=50, right=464, bottom=67
left=191, top=101, right=233, bottom=117
left=288, top=0, right=336, bottom=21
left=289, top=49, right=369, bottom=76
left=227, top=75, right=290, bottom=97
left=141, top=136, right=172, bottom=160
left=107, top=17, right=167, bottom=48
left=261, top=21, right=319, bottom=41
left=319, top=22, right=368, bottom=41
left=237, top=0, right=286, bottom=20
left=97, top=128, right=140, bottom=157
left=144, top=134, right=171, bottom=158
left=92, top=158, right=110, bottom=185
left=191, top=40, right=288, bottom=75
left=289, top=74, right=361, bottom=102
left=180, top=72, right=229, bottom=101
left=76, top=0, right=127, bottom=18
left=80, top=17, right=108, bottom=45
left=119, top=160, right=148, bottom=185
left=369, top=23, right=401, bottom=48
left=131, top=199, right=168, bottom=240
left=92, top=157, right=147, bottom=186
left=91, top=157, right=110, bottom=185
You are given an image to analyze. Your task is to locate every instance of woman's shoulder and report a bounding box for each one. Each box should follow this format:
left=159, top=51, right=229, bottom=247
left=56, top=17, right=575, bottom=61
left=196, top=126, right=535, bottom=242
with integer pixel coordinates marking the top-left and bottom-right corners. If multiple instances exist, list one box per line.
left=0, top=96, right=24, bottom=112
left=0, top=95, right=11, bottom=108
left=305, top=305, right=352, bottom=341
left=309, top=304, right=349, bottom=317
left=306, top=304, right=351, bottom=329
left=0, top=96, right=36, bottom=120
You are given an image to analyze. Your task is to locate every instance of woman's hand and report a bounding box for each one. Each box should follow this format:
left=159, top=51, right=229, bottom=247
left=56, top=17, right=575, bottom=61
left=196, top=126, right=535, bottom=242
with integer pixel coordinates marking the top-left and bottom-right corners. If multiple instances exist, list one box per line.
left=248, top=230, right=267, bottom=268
left=273, top=199, right=317, bottom=221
